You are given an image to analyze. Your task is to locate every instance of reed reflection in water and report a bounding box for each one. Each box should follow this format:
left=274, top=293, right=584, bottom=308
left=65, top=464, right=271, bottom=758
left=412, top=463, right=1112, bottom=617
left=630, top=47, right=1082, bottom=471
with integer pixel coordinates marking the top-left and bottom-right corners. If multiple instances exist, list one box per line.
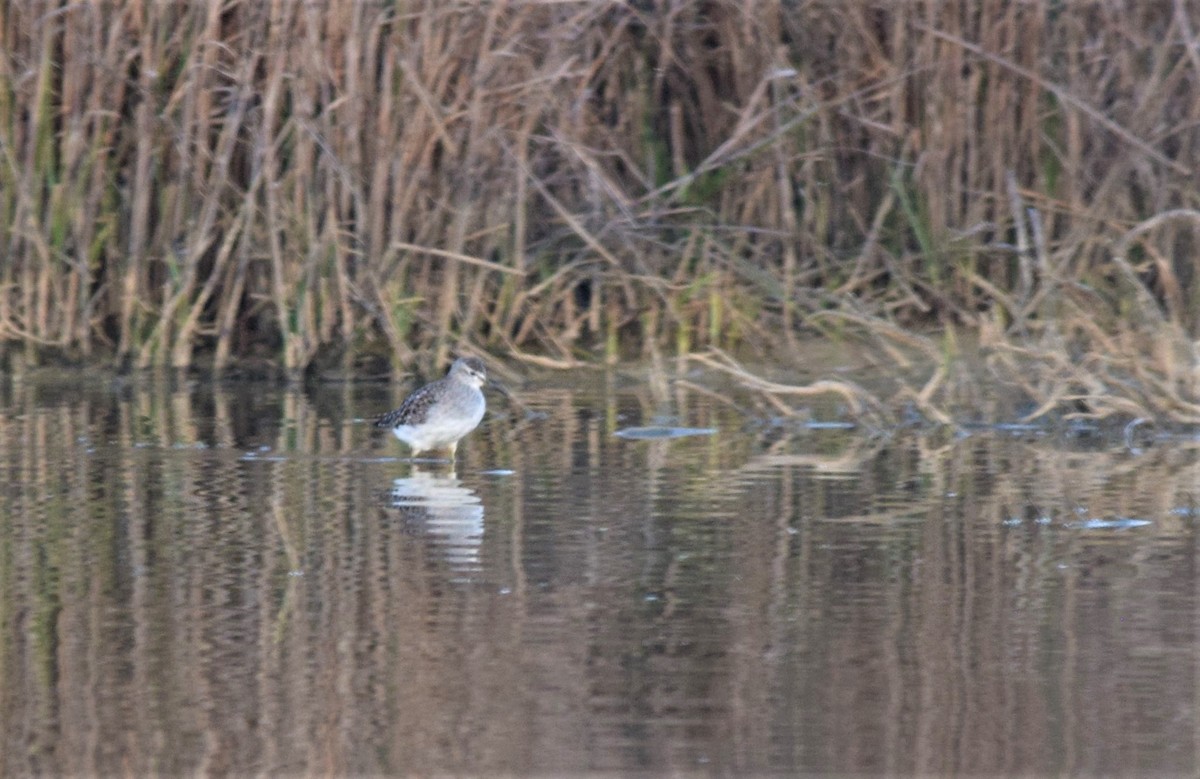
left=0, top=374, right=1196, bottom=775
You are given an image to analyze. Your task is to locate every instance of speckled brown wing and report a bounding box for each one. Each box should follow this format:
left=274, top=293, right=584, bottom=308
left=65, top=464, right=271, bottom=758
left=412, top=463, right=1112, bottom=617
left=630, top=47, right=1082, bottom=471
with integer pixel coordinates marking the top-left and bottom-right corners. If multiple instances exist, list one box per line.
left=374, top=381, right=442, bottom=429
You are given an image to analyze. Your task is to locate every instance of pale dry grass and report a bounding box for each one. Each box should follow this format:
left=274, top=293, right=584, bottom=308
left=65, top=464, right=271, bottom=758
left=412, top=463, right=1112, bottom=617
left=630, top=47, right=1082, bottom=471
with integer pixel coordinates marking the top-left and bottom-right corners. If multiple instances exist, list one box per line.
left=0, top=1, right=1196, bottom=419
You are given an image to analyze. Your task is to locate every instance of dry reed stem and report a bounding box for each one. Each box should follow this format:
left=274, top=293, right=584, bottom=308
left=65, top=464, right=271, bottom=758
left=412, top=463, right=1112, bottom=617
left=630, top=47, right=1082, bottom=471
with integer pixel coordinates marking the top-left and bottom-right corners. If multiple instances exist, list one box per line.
left=390, top=241, right=525, bottom=276
left=692, top=348, right=890, bottom=426
left=919, top=24, right=1191, bottom=176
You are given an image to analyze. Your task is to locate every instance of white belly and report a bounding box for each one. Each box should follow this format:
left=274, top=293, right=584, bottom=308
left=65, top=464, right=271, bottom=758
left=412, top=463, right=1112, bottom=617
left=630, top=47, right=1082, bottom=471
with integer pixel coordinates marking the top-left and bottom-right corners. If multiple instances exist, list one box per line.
left=392, top=402, right=485, bottom=451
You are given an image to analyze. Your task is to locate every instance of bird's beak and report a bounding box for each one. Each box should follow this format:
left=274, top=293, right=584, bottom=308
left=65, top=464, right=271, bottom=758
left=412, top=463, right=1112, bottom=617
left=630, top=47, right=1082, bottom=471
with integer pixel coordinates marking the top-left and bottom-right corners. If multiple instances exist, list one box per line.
left=486, top=377, right=512, bottom=399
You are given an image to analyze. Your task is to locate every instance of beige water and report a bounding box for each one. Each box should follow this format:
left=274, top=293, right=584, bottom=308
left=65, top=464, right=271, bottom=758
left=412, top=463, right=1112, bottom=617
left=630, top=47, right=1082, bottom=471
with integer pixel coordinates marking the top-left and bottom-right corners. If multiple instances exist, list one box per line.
left=0, top=371, right=1196, bottom=775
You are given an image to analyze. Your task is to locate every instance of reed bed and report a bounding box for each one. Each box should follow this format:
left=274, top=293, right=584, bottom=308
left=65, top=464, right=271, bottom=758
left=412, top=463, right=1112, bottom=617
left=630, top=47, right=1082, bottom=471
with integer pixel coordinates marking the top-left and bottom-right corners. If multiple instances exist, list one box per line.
left=0, top=1, right=1197, bottom=420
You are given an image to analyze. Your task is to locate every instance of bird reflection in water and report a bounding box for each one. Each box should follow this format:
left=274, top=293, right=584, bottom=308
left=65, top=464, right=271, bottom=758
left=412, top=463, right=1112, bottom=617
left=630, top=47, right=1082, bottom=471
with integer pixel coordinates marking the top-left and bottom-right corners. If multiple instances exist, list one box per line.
left=383, top=468, right=485, bottom=573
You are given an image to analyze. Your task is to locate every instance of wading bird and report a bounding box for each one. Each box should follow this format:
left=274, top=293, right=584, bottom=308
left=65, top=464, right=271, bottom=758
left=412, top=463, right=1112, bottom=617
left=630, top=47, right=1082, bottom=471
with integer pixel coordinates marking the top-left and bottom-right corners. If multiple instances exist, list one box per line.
left=375, top=357, right=487, bottom=460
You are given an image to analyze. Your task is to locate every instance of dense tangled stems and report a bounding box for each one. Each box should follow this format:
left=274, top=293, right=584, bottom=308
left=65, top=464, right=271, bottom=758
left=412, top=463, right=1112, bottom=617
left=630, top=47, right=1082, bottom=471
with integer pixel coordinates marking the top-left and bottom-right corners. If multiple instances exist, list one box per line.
left=0, top=1, right=1196, bottom=419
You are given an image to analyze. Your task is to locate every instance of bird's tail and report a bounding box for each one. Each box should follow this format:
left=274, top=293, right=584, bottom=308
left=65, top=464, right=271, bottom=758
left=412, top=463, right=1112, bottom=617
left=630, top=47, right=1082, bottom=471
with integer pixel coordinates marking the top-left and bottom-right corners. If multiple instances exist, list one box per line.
left=373, top=409, right=400, bottom=428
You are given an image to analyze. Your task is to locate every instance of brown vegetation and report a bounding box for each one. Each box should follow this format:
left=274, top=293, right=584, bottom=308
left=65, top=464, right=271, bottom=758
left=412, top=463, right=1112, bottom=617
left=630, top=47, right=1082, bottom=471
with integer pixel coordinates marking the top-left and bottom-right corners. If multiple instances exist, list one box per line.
left=0, top=1, right=1197, bottom=420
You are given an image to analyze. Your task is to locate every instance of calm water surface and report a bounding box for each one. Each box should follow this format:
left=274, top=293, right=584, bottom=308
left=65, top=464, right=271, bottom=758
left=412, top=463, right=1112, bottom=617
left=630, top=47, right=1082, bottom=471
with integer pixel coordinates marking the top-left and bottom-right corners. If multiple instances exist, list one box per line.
left=0, top=370, right=1197, bottom=775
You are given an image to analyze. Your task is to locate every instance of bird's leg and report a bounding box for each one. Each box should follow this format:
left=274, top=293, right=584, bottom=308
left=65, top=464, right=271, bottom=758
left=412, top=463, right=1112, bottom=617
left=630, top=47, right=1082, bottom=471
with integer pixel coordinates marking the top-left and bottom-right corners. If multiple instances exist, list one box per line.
left=448, top=441, right=458, bottom=460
